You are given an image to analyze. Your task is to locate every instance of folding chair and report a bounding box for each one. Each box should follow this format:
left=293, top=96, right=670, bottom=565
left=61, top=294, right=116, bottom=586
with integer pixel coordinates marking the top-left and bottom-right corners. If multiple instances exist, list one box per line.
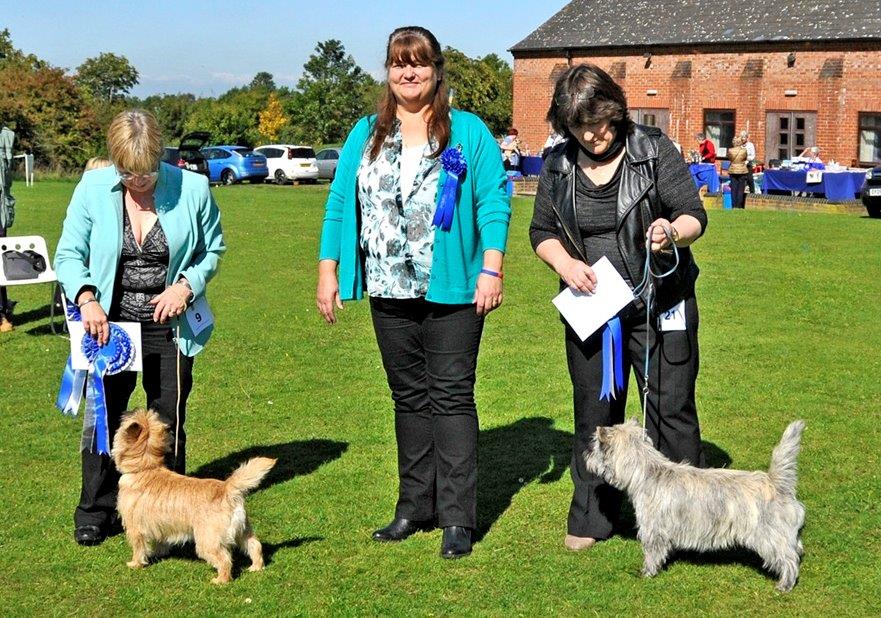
left=0, top=235, right=63, bottom=334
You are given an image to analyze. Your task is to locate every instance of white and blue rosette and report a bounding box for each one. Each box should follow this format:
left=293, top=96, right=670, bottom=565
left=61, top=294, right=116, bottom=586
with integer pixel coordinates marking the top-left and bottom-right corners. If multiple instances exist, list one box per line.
left=55, top=302, right=136, bottom=454
left=432, top=145, right=467, bottom=231
left=599, top=316, right=625, bottom=401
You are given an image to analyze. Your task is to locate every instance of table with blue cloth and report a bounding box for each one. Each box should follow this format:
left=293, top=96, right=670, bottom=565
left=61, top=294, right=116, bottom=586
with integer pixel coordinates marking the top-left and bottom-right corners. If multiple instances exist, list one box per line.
left=689, top=163, right=720, bottom=193
left=762, top=169, right=866, bottom=202
left=520, top=155, right=543, bottom=177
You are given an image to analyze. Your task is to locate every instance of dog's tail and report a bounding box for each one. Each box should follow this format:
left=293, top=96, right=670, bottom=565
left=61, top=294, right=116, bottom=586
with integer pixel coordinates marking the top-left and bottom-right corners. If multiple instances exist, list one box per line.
left=225, top=457, right=277, bottom=497
left=768, top=420, right=806, bottom=496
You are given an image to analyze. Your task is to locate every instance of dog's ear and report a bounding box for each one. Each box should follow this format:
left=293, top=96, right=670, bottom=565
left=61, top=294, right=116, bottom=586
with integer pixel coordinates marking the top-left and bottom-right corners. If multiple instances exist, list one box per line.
left=596, top=426, right=608, bottom=442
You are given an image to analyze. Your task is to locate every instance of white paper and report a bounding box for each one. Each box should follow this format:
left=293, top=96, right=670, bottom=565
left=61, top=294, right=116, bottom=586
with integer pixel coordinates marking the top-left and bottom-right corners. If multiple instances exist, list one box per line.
left=805, top=170, right=823, bottom=184
left=552, top=256, right=635, bottom=341
left=185, top=295, right=214, bottom=336
left=659, top=300, right=687, bottom=331
left=68, top=321, right=143, bottom=372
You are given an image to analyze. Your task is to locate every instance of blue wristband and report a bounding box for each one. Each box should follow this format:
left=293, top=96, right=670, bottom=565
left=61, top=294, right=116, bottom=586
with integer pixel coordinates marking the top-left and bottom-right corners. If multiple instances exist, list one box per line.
left=480, top=268, right=503, bottom=280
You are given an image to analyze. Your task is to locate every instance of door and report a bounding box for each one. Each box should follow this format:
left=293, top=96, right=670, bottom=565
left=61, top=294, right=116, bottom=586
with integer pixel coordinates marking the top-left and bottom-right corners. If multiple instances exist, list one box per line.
left=633, top=108, right=670, bottom=134
left=765, top=112, right=817, bottom=163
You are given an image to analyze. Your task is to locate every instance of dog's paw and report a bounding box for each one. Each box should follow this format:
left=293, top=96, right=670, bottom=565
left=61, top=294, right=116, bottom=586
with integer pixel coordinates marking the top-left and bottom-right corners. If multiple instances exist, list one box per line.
left=126, top=560, right=146, bottom=569
left=641, top=567, right=659, bottom=578
left=211, top=574, right=231, bottom=585
left=248, top=563, right=264, bottom=572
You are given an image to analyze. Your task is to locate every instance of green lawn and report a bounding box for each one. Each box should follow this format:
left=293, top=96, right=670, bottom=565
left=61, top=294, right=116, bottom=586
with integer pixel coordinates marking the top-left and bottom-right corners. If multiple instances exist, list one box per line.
left=1, top=180, right=879, bottom=615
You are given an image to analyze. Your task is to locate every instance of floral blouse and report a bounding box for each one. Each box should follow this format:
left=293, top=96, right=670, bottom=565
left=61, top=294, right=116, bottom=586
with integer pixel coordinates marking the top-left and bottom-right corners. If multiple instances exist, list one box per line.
left=357, top=123, right=441, bottom=299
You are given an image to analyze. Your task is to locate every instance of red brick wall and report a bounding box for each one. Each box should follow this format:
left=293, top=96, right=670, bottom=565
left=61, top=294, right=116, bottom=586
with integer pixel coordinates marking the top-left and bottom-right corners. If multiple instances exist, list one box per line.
left=512, top=42, right=881, bottom=166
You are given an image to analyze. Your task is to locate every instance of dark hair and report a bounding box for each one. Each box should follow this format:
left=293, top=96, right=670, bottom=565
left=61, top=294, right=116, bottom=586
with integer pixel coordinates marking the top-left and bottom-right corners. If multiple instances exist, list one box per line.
left=695, top=132, right=705, bottom=140
left=546, top=63, right=632, bottom=138
left=369, top=26, right=450, bottom=161
left=506, top=127, right=518, bottom=136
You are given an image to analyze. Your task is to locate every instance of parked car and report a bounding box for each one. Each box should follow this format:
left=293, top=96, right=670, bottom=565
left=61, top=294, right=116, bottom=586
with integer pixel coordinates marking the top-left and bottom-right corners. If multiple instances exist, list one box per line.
left=253, top=144, right=319, bottom=184
left=161, top=131, right=210, bottom=177
left=201, top=146, right=269, bottom=185
left=861, top=166, right=881, bottom=218
left=314, top=147, right=341, bottom=181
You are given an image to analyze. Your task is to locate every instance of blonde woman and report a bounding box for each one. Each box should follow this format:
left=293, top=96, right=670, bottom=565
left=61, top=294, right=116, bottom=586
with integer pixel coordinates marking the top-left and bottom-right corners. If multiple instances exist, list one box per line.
left=727, top=136, right=750, bottom=209
left=55, top=109, right=225, bottom=546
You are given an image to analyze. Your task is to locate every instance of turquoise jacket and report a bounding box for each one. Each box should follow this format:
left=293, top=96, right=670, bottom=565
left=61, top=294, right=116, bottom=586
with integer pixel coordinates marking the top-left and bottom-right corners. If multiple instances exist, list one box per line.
left=54, top=163, right=225, bottom=356
left=319, top=109, right=511, bottom=304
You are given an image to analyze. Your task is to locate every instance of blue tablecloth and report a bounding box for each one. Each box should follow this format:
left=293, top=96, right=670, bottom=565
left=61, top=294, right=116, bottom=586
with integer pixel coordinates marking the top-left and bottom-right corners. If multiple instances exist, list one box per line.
left=763, top=169, right=865, bottom=202
left=521, top=156, right=543, bottom=176
left=689, top=163, right=720, bottom=193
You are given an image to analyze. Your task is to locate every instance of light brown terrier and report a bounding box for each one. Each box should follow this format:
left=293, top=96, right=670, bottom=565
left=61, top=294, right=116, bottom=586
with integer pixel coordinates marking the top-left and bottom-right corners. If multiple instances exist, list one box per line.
left=111, top=409, right=276, bottom=584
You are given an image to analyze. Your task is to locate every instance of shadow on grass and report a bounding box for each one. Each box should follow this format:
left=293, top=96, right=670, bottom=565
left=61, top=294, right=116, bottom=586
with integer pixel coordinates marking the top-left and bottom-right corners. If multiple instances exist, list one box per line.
left=702, top=440, right=732, bottom=468
left=191, top=439, right=349, bottom=492
left=475, top=417, right=571, bottom=543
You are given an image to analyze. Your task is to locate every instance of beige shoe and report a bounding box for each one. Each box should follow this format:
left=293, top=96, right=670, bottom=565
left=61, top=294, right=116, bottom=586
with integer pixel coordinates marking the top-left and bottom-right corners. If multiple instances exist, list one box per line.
left=0, top=316, right=13, bottom=332
left=564, top=534, right=597, bottom=551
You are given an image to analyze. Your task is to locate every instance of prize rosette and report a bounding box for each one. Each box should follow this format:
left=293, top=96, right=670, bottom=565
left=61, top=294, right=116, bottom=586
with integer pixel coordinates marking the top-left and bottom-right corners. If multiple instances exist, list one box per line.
left=432, top=145, right=467, bottom=231
left=56, top=301, right=136, bottom=454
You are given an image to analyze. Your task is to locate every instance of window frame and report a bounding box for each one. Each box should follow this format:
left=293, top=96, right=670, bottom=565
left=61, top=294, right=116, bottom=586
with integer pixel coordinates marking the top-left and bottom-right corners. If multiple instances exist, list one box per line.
left=858, top=112, right=881, bottom=167
left=703, top=109, right=737, bottom=150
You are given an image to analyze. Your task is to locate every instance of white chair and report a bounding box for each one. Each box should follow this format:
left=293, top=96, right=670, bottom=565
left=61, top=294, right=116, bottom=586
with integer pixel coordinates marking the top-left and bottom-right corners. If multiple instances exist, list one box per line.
left=0, top=234, right=63, bottom=333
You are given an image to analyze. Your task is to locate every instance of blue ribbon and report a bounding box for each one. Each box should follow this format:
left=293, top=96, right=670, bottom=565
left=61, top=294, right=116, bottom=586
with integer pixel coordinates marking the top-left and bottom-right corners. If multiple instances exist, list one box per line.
left=599, top=317, right=625, bottom=401
left=55, top=303, right=135, bottom=454
left=432, top=172, right=459, bottom=231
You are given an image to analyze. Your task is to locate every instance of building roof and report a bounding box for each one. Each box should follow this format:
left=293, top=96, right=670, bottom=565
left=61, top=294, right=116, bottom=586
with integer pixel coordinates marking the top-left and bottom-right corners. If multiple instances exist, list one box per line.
left=511, top=0, right=881, bottom=52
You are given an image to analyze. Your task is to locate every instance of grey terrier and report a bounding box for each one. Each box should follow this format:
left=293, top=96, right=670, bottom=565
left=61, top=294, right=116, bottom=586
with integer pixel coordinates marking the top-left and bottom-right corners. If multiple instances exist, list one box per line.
left=584, top=419, right=806, bottom=592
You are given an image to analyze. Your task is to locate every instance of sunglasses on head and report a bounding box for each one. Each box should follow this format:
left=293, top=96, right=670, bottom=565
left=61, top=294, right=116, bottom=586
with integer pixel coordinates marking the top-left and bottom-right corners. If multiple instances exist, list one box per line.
left=554, top=86, right=595, bottom=107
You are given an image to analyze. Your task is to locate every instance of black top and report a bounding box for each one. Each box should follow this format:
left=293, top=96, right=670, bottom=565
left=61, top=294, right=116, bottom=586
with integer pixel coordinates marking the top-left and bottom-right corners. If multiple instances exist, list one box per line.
left=110, top=208, right=169, bottom=323
left=574, top=160, right=632, bottom=285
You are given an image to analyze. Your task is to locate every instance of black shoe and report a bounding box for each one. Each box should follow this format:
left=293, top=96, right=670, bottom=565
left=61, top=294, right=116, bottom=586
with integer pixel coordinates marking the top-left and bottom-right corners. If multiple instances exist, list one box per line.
left=440, top=526, right=472, bottom=559
left=74, top=524, right=106, bottom=546
left=372, top=517, right=433, bottom=542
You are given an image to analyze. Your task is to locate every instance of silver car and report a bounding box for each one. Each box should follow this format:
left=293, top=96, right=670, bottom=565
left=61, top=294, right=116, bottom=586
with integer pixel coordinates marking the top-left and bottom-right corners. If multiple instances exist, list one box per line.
left=314, top=147, right=341, bottom=181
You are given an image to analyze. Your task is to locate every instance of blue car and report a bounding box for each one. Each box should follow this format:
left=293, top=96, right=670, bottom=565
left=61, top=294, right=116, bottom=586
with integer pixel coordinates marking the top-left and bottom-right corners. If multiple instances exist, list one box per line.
left=201, top=145, right=269, bottom=185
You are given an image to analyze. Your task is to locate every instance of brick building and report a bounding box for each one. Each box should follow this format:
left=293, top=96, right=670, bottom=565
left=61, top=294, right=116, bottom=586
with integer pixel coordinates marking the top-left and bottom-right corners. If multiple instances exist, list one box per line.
left=510, top=0, right=881, bottom=167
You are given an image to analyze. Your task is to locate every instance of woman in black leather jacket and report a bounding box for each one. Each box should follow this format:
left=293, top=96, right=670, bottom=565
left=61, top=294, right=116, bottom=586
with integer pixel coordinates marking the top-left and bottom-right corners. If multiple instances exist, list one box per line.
left=529, top=64, right=708, bottom=551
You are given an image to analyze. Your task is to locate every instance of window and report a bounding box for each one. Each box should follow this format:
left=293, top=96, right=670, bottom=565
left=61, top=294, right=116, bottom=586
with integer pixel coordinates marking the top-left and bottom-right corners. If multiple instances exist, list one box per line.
left=703, top=110, right=736, bottom=149
left=288, top=147, right=315, bottom=159
left=858, top=113, right=881, bottom=165
left=765, top=112, right=817, bottom=162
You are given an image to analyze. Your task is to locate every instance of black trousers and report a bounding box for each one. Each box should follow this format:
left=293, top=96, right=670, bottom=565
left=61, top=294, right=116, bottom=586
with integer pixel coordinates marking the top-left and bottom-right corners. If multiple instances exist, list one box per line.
left=564, top=296, right=704, bottom=539
left=730, top=173, right=748, bottom=209
left=369, top=297, right=484, bottom=529
left=74, top=324, right=194, bottom=528
left=0, top=225, right=10, bottom=318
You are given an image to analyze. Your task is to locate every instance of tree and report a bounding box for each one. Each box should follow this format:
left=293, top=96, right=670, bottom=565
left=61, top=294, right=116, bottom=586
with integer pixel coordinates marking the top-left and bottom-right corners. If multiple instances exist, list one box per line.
left=444, top=48, right=512, bottom=136
left=76, top=52, right=139, bottom=101
left=288, top=40, right=377, bottom=145
left=137, top=93, right=198, bottom=142
left=258, top=93, right=287, bottom=142
left=250, top=71, right=276, bottom=90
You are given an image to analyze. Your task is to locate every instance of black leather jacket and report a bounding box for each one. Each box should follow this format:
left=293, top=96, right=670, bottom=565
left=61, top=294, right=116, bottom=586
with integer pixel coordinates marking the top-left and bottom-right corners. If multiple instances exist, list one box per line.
left=532, top=124, right=703, bottom=313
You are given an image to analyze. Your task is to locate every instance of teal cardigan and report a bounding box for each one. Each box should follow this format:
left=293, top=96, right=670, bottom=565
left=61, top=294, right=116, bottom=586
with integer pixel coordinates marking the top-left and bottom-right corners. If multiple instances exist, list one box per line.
left=318, top=109, right=511, bottom=304
left=54, top=163, right=226, bottom=356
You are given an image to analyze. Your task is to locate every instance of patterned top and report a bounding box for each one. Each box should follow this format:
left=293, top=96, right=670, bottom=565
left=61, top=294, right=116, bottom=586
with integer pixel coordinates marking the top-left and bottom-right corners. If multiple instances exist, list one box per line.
left=357, top=122, right=441, bottom=298
left=111, top=208, right=170, bottom=322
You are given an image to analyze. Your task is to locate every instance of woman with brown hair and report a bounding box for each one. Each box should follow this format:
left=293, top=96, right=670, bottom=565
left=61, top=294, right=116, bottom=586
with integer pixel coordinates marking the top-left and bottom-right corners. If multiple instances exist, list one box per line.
left=316, top=26, right=510, bottom=559
left=529, top=64, right=708, bottom=551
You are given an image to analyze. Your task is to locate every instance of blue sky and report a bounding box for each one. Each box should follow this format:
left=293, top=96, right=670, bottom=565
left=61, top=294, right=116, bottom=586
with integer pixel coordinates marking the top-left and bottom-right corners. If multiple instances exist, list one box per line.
left=3, top=1, right=567, bottom=97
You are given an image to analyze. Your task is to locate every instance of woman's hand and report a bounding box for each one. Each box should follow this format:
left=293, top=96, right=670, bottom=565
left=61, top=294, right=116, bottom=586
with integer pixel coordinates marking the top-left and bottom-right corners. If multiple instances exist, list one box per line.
left=317, top=261, right=343, bottom=324
left=647, top=218, right=677, bottom=252
left=557, top=257, right=597, bottom=294
left=148, top=283, right=190, bottom=324
left=474, top=273, right=503, bottom=316
left=78, top=295, right=109, bottom=345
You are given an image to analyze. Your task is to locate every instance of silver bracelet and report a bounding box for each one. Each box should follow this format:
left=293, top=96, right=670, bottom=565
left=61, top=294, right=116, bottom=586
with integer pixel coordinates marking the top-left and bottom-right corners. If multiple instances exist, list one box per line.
left=78, top=298, right=98, bottom=309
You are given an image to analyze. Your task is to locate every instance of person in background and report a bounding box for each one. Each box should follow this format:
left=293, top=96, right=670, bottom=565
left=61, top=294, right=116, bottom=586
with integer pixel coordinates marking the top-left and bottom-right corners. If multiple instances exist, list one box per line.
left=739, top=130, right=756, bottom=194
left=799, top=146, right=823, bottom=163
left=542, top=126, right=566, bottom=159
left=55, top=109, right=225, bottom=546
left=727, top=135, right=750, bottom=209
left=500, top=127, right=522, bottom=171
left=0, top=122, right=16, bottom=333
left=316, top=26, right=510, bottom=560
left=696, top=132, right=716, bottom=163
left=84, top=157, right=112, bottom=171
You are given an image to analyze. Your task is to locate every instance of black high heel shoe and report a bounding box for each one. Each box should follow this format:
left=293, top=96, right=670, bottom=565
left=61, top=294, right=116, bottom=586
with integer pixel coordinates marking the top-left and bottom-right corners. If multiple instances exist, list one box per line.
left=372, top=517, right=433, bottom=542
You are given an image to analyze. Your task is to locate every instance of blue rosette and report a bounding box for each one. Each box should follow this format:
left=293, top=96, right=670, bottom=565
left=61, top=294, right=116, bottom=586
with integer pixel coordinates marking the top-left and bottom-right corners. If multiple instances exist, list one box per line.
left=56, top=301, right=136, bottom=454
left=433, top=145, right=467, bottom=231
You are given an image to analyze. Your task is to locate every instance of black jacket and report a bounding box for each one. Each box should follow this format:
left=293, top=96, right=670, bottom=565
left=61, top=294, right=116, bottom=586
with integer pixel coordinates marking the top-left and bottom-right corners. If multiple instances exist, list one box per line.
left=530, top=124, right=706, bottom=313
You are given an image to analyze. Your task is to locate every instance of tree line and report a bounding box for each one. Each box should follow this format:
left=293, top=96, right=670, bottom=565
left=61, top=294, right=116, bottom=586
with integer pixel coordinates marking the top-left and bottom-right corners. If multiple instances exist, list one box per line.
left=0, top=30, right=512, bottom=170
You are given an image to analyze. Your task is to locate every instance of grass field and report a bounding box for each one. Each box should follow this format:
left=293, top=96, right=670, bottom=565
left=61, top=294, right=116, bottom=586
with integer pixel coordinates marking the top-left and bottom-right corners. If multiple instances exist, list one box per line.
left=1, top=180, right=879, bottom=615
